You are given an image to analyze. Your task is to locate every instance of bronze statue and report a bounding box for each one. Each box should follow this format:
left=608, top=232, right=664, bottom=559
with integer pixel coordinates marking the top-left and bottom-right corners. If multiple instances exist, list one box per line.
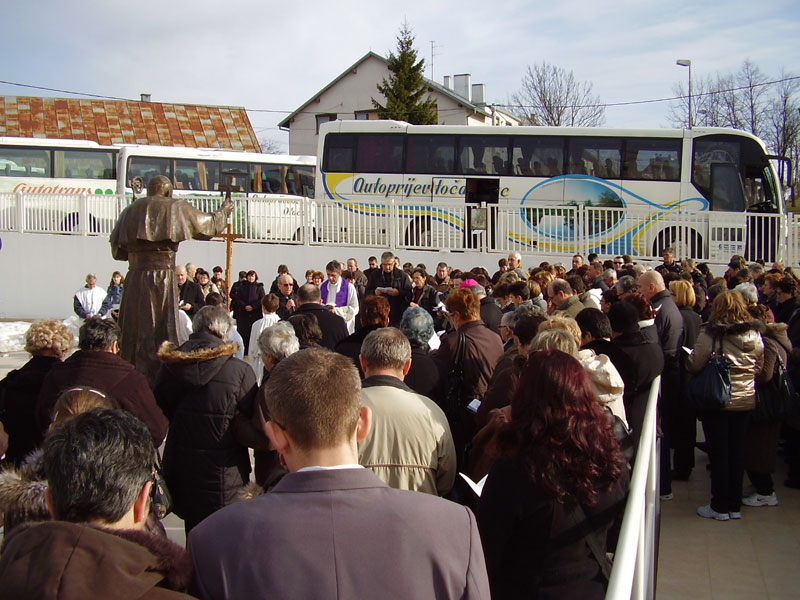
left=110, top=176, right=233, bottom=385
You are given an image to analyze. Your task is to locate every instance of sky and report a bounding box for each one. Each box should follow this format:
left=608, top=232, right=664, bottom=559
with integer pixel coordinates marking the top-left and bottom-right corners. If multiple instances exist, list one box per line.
left=2, top=0, right=799, bottom=152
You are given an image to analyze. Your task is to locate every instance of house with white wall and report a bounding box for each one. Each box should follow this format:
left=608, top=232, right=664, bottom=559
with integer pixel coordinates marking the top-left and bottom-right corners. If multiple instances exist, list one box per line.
left=279, top=51, right=520, bottom=156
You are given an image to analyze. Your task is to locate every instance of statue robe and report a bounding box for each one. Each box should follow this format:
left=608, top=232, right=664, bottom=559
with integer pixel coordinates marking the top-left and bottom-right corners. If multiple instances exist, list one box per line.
left=110, top=195, right=228, bottom=386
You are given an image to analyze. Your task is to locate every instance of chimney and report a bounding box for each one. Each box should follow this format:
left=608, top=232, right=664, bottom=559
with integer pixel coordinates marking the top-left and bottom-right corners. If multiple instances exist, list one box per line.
left=471, top=83, right=486, bottom=105
left=443, top=75, right=452, bottom=90
left=453, top=74, right=471, bottom=102
left=140, top=93, right=151, bottom=102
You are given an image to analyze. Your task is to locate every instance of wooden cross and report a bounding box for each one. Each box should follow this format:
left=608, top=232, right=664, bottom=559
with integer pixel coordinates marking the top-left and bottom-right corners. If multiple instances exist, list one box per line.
left=217, top=178, right=244, bottom=311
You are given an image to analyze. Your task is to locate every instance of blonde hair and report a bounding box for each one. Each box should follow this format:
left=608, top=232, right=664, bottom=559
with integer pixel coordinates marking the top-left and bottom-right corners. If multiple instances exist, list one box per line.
left=538, top=314, right=582, bottom=349
left=709, top=290, right=750, bottom=325
left=669, top=279, right=696, bottom=308
left=529, top=329, right=579, bottom=356
left=534, top=270, right=554, bottom=289
left=24, top=320, right=74, bottom=357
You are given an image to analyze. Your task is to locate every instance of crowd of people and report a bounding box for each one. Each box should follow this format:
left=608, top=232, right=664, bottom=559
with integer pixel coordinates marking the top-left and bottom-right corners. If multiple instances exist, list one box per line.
left=1, top=247, right=799, bottom=598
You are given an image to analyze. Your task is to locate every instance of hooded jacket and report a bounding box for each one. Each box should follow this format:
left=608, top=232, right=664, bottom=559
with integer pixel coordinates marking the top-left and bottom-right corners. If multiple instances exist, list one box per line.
left=155, top=332, right=257, bottom=526
left=0, top=521, right=194, bottom=599
left=578, top=349, right=627, bottom=426
left=687, top=320, right=765, bottom=411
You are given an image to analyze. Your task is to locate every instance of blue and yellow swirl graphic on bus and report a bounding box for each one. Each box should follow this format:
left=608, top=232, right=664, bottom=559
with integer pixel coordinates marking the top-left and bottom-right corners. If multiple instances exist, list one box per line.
left=321, top=170, right=708, bottom=254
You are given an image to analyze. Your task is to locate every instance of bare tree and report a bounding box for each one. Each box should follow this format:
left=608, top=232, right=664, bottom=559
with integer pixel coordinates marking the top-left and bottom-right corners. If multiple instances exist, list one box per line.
left=667, top=75, right=724, bottom=128
left=258, top=138, right=285, bottom=154
left=764, top=71, right=800, bottom=188
left=668, top=60, right=769, bottom=133
left=737, top=60, right=769, bottom=136
left=510, top=62, right=605, bottom=126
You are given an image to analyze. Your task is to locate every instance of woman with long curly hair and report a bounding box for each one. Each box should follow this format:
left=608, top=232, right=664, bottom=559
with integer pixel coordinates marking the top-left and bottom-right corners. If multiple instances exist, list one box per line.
left=477, top=349, right=628, bottom=599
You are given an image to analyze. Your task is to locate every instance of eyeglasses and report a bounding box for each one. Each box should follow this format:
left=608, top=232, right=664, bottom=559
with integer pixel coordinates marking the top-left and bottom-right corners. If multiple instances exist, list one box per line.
left=270, top=417, right=287, bottom=431
left=280, top=283, right=293, bottom=287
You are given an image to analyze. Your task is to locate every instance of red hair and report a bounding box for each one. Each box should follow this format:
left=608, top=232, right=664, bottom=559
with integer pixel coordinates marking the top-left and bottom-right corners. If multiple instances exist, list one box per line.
left=498, top=350, right=624, bottom=505
left=624, top=292, right=656, bottom=321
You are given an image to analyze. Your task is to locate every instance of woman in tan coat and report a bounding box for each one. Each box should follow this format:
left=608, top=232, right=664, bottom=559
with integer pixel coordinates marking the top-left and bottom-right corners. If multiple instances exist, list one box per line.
left=688, top=290, right=764, bottom=521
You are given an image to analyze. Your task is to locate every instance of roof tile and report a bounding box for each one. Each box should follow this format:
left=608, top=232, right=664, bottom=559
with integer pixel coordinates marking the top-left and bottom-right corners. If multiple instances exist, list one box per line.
left=0, top=96, right=261, bottom=152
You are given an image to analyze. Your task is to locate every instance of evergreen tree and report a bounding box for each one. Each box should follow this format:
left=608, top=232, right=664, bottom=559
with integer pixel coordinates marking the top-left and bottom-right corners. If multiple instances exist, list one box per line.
left=372, top=23, right=438, bottom=124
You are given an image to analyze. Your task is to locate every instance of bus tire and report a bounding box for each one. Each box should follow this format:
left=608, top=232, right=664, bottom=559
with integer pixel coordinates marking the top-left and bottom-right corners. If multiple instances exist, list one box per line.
left=653, top=227, right=703, bottom=260
left=405, top=217, right=431, bottom=247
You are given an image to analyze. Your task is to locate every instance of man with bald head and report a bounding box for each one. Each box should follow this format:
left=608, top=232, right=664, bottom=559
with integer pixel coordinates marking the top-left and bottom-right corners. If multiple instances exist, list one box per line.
left=638, top=268, right=684, bottom=497
left=176, top=264, right=204, bottom=318
left=111, top=175, right=232, bottom=384
left=638, top=270, right=683, bottom=362
left=276, top=273, right=297, bottom=319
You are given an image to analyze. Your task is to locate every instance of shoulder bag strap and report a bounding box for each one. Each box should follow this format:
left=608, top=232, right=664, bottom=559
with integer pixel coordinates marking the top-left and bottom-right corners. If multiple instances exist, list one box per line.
left=450, top=330, right=467, bottom=378
left=564, top=497, right=612, bottom=581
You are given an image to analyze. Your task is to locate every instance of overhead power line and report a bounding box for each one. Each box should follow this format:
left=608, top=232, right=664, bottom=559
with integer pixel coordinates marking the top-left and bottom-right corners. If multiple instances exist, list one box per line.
left=1, top=74, right=798, bottom=116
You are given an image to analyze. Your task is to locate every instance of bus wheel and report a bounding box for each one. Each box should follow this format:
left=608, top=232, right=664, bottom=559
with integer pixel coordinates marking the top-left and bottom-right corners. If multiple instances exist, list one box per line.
left=653, top=227, right=703, bottom=260
left=405, top=217, right=431, bottom=247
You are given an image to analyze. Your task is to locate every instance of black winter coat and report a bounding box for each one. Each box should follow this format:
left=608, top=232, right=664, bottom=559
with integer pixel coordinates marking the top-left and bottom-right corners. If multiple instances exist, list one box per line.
left=155, top=333, right=257, bottom=527
left=0, top=356, right=60, bottom=466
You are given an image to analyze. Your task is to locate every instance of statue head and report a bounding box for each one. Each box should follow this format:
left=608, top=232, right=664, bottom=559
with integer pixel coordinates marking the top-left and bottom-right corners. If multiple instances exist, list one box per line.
left=147, top=175, right=173, bottom=198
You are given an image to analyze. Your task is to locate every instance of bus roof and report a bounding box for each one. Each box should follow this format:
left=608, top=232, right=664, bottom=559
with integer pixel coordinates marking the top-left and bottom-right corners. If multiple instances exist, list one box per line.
left=0, top=137, right=113, bottom=149
left=116, top=144, right=315, bottom=166
left=319, top=120, right=768, bottom=145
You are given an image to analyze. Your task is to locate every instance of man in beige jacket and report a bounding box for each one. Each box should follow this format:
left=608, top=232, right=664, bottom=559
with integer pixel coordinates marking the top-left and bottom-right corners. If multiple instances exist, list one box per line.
left=358, top=328, right=456, bottom=496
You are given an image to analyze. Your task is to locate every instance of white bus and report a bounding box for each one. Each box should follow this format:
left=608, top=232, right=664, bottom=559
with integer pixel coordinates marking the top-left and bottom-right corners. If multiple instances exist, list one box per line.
left=0, top=137, right=118, bottom=232
left=116, top=145, right=316, bottom=242
left=316, top=120, right=791, bottom=261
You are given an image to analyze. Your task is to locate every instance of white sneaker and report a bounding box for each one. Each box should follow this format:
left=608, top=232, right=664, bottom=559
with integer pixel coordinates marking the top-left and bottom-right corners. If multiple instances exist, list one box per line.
left=729, top=511, right=742, bottom=519
left=697, top=504, right=730, bottom=521
left=742, top=492, right=778, bottom=507
left=660, top=492, right=674, bottom=501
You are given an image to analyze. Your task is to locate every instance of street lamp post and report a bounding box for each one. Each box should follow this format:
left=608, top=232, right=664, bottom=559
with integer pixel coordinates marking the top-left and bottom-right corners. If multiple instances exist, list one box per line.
left=676, top=59, right=692, bottom=129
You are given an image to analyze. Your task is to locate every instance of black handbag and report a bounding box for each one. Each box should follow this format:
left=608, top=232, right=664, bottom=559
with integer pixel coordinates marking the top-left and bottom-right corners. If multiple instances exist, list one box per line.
left=687, top=335, right=732, bottom=413
left=442, top=331, right=473, bottom=470
left=752, top=355, right=798, bottom=423
left=150, top=450, right=172, bottom=520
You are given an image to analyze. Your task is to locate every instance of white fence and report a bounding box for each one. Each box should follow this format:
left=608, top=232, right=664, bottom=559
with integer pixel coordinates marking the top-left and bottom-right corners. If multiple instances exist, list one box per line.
left=606, top=376, right=661, bottom=600
left=1, top=192, right=797, bottom=265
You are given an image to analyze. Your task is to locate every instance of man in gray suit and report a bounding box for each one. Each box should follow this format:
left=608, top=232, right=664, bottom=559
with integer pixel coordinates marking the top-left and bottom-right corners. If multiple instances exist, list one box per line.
left=188, top=347, right=489, bottom=600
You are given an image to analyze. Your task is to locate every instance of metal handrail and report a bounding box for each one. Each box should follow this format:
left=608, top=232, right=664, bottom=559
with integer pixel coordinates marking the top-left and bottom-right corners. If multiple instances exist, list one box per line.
left=605, top=375, right=662, bottom=600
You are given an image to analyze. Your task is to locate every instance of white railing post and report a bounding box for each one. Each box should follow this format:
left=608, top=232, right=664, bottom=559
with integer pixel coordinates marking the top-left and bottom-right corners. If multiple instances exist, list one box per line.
left=15, top=191, right=24, bottom=233
left=389, top=198, right=397, bottom=252
left=79, top=193, right=89, bottom=236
